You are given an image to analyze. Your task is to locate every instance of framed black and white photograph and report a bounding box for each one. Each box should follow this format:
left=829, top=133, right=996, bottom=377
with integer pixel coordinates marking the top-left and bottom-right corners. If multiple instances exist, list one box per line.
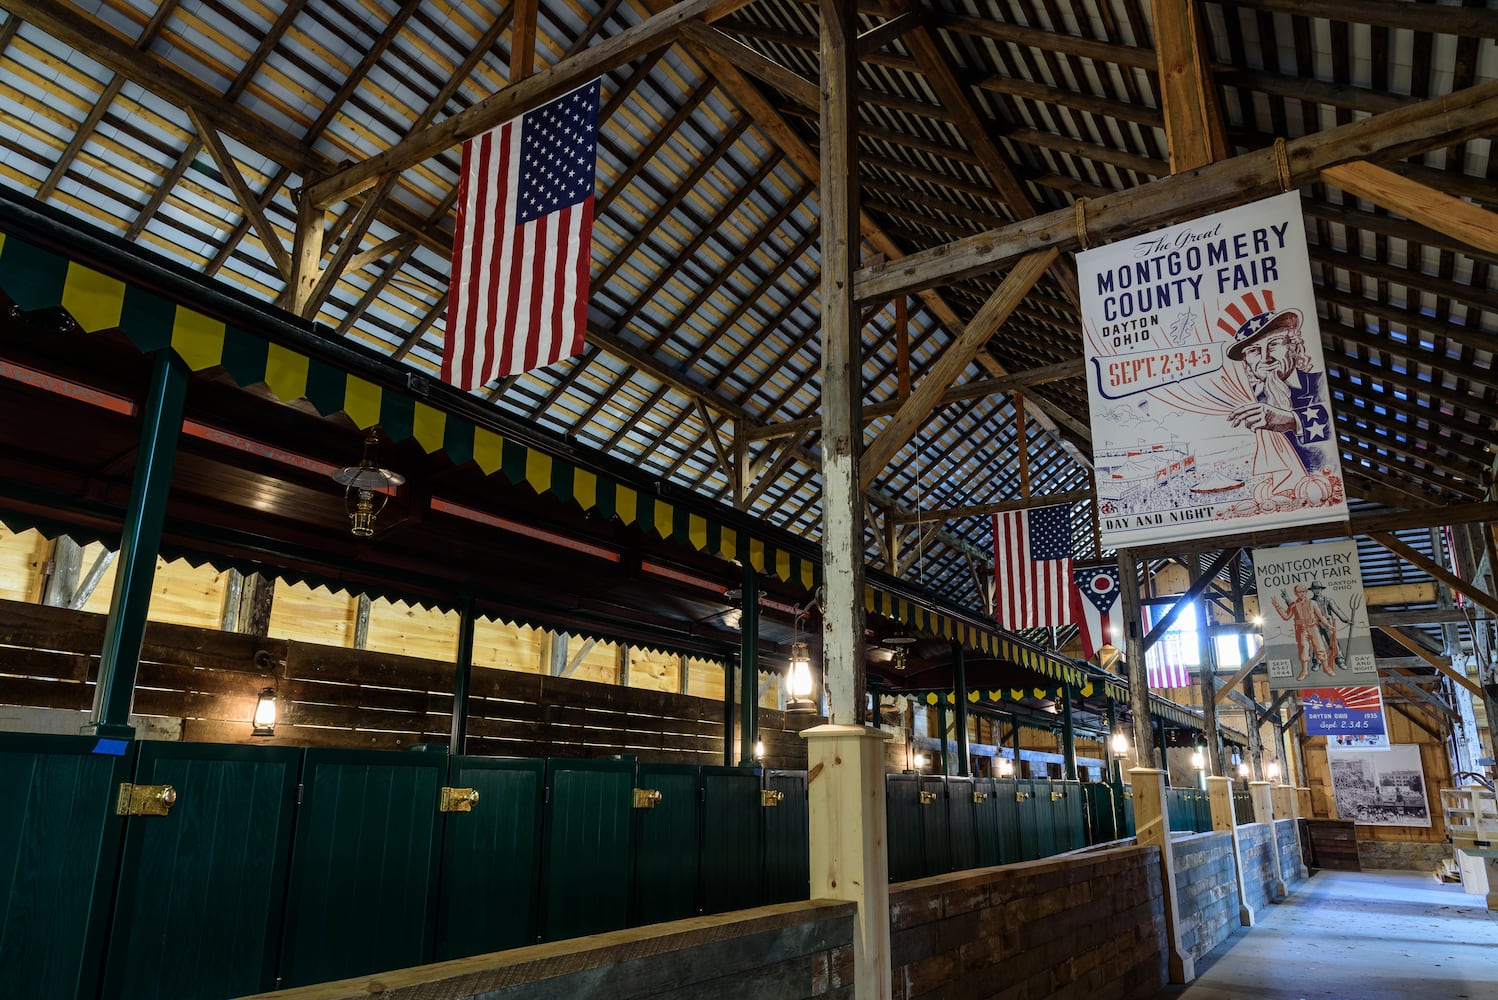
left=1327, top=744, right=1430, bottom=828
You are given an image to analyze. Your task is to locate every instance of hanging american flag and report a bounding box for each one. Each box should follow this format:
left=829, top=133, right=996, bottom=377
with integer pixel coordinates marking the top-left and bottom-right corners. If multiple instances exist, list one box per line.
left=1070, top=565, right=1120, bottom=661
left=443, top=79, right=600, bottom=390
left=1147, top=657, right=1191, bottom=691
left=993, top=504, right=1074, bottom=631
left=1145, top=603, right=1192, bottom=690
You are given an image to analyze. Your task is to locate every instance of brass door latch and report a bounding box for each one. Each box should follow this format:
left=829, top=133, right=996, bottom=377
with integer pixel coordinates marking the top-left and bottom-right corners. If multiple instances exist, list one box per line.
left=440, top=787, right=480, bottom=812
left=761, top=789, right=785, bottom=807
left=1015, top=791, right=1030, bottom=802
left=919, top=790, right=938, bottom=805
left=1051, top=791, right=1064, bottom=801
left=972, top=791, right=989, bottom=804
left=117, top=783, right=177, bottom=817
left=633, top=788, right=663, bottom=809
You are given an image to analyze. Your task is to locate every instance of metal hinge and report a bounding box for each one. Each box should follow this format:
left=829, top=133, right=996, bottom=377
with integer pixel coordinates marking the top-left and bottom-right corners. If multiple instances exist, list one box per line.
left=633, top=788, right=663, bottom=809
left=439, top=786, right=480, bottom=813
left=116, top=783, right=177, bottom=817
left=761, top=789, right=785, bottom=808
left=296, top=782, right=304, bottom=805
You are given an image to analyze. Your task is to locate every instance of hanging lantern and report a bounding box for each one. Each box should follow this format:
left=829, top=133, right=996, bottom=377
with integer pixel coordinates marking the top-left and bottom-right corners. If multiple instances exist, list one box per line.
left=331, top=430, right=405, bottom=537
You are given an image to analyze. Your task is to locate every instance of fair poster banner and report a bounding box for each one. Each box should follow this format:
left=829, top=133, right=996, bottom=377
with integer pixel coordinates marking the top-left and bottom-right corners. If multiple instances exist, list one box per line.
left=1078, top=191, right=1349, bottom=549
left=1302, top=685, right=1387, bottom=742
left=1254, top=539, right=1375, bottom=690
left=1328, top=744, right=1430, bottom=827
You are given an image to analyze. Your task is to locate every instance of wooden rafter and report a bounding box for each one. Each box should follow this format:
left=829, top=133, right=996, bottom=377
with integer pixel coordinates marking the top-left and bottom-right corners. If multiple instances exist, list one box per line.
left=1367, top=533, right=1498, bottom=619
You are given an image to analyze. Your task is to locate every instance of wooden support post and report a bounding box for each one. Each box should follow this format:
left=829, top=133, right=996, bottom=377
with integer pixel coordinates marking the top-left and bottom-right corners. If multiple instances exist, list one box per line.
left=353, top=594, right=372, bottom=649
left=1130, top=767, right=1194, bottom=983
left=1118, top=548, right=1158, bottom=768
left=86, top=350, right=188, bottom=739
left=1206, top=775, right=1255, bottom=927
left=41, top=536, right=82, bottom=608
left=1191, top=558, right=1224, bottom=775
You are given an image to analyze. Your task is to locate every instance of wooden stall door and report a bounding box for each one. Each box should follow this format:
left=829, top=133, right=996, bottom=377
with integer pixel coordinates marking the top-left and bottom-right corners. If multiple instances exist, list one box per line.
left=101, top=742, right=301, bottom=1000
left=435, top=756, right=545, bottom=960
left=945, top=776, right=978, bottom=873
left=762, top=769, right=809, bottom=903
left=885, top=773, right=925, bottom=882
left=919, top=775, right=952, bottom=876
left=0, top=733, right=133, bottom=1000
left=276, top=748, right=446, bottom=988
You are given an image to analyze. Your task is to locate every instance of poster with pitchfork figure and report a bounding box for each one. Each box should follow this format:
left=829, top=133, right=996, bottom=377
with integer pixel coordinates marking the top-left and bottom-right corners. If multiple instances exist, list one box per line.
left=1078, top=191, right=1349, bottom=549
left=1253, top=539, right=1376, bottom=691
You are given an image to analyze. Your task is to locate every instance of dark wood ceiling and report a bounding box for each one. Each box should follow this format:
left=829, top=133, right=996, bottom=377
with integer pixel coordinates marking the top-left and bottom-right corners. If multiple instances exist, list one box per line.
left=0, top=0, right=1492, bottom=625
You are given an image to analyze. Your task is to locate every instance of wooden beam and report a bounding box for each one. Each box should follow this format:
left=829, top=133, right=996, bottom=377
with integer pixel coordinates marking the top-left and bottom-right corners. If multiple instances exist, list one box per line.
left=1212, top=649, right=1265, bottom=706
left=1321, top=160, right=1498, bottom=258
left=1377, top=625, right=1483, bottom=698
left=509, top=0, right=539, bottom=81
left=306, top=0, right=755, bottom=208
left=679, top=23, right=818, bottom=107
left=856, top=11, right=920, bottom=57
left=1367, top=531, right=1498, bottom=619
left=1151, top=0, right=1229, bottom=172
left=858, top=249, right=1056, bottom=488
left=744, top=358, right=1084, bottom=443
left=185, top=108, right=293, bottom=279
left=891, top=489, right=1093, bottom=525
left=1370, top=608, right=1493, bottom=628
left=855, top=79, right=1498, bottom=302
left=1222, top=0, right=1498, bottom=37
left=1142, top=549, right=1236, bottom=651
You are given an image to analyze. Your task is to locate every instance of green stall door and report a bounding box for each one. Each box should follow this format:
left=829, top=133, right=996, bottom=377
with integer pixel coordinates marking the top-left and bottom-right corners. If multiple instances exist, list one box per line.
left=885, top=773, right=924, bottom=883
left=0, top=733, right=133, bottom=1000
left=540, top=758, right=634, bottom=941
left=1084, top=783, right=1119, bottom=844
left=101, top=741, right=300, bottom=1000
left=1051, top=780, right=1086, bottom=853
left=918, top=776, right=951, bottom=876
left=992, top=777, right=1022, bottom=864
left=970, top=777, right=1001, bottom=867
left=700, top=766, right=763, bottom=914
left=631, top=763, right=701, bottom=926
left=1016, top=779, right=1046, bottom=860
left=277, top=748, right=446, bottom=988
left=761, top=770, right=808, bottom=903
left=944, top=777, right=977, bottom=873
left=436, top=756, right=545, bottom=960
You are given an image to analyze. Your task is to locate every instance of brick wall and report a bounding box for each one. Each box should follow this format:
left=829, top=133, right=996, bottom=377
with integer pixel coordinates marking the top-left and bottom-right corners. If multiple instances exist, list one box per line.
left=1275, top=818, right=1307, bottom=887
left=1237, top=822, right=1278, bottom=909
left=1357, top=838, right=1453, bottom=871
left=888, top=844, right=1168, bottom=1000
left=1171, top=831, right=1240, bottom=963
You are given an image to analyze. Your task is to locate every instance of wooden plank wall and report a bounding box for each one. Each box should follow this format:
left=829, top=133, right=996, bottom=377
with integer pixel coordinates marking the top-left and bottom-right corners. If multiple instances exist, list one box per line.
left=0, top=599, right=813, bottom=767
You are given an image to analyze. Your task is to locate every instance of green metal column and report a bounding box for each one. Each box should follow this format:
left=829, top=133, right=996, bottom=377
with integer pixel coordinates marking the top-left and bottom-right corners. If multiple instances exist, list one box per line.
left=738, top=565, right=758, bottom=767
left=936, top=702, right=949, bottom=775
left=87, top=349, right=188, bottom=738
left=951, top=642, right=970, bottom=777
left=1061, top=681, right=1077, bottom=780
left=1011, top=716, right=1021, bottom=776
left=722, top=653, right=736, bottom=766
left=450, top=594, right=475, bottom=754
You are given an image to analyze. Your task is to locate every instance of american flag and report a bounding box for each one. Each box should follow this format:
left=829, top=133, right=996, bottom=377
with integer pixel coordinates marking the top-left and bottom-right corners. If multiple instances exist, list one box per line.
left=1147, top=658, right=1191, bottom=691
left=443, top=79, right=600, bottom=390
left=1145, top=603, right=1192, bottom=690
left=1070, top=565, right=1120, bottom=661
left=993, top=504, right=1074, bottom=631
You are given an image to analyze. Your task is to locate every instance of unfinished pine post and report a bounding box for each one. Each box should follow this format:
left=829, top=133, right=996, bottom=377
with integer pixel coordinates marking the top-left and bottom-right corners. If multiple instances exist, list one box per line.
left=1130, top=766, right=1194, bottom=983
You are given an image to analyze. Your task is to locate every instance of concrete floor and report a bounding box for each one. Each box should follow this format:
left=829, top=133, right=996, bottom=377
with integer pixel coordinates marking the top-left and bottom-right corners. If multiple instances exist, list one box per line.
left=1153, top=869, right=1498, bottom=999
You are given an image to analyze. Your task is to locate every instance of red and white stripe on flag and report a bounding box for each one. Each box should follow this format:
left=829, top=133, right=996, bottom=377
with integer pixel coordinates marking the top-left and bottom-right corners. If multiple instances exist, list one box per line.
left=1147, top=660, right=1191, bottom=690
left=443, top=80, right=599, bottom=390
left=993, top=504, right=1074, bottom=631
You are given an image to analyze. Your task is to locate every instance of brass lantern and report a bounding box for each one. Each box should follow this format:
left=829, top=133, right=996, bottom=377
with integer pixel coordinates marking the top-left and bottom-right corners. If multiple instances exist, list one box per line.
left=331, top=430, right=405, bottom=536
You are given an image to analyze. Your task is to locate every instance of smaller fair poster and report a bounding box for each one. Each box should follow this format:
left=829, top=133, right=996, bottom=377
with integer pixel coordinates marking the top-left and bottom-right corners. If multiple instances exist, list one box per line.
left=1254, top=538, right=1375, bottom=690
left=1302, top=686, right=1387, bottom=743
left=1328, top=744, right=1430, bottom=827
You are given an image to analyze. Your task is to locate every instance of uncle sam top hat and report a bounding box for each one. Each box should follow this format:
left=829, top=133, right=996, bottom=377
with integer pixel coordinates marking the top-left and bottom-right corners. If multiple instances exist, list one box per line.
left=1225, top=307, right=1303, bottom=361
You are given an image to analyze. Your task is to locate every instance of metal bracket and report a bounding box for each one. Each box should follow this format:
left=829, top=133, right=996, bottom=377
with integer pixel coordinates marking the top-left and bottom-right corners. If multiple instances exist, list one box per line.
left=633, top=788, right=663, bottom=809
left=116, top=783, right=177, bottom=817
left=761, top=789, right=785, bottom=807
left=439, top=786, right=480, bottom=813
left=918, top=790, right=938, bottom=805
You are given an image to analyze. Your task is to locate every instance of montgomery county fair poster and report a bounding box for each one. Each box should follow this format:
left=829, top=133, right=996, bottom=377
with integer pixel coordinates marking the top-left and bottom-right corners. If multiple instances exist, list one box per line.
left=1328, top=744, right=1431, bottom=828
left=1078, top=192, right=1349, bottom=549
left=1253, top=539, right=1376, bottom=691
